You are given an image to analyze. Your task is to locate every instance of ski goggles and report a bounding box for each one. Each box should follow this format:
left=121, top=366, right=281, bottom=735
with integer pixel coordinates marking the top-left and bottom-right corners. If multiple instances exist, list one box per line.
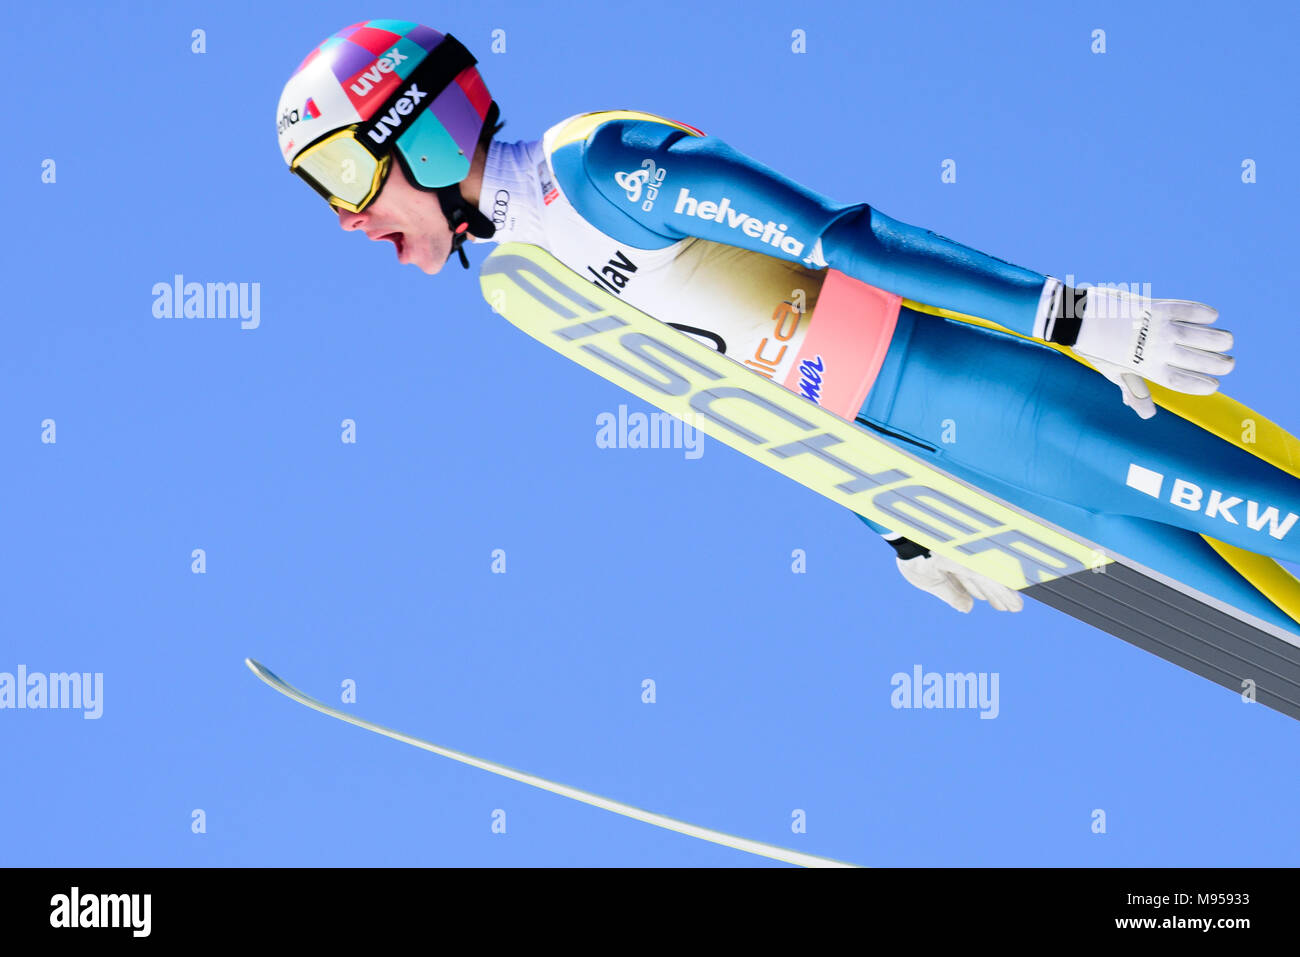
left=291, top=129, right=393, bottom=213
left=289, top=34, right=480, bottom=213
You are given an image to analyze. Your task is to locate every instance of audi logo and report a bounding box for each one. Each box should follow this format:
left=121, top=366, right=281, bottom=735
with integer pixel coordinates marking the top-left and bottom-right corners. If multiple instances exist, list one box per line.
left=492, top=189, right=510, bottom=227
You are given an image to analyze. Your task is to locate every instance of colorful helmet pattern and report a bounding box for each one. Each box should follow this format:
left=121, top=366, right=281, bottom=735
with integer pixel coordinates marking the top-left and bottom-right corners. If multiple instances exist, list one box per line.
left=275, top=19, right=495, bottom=189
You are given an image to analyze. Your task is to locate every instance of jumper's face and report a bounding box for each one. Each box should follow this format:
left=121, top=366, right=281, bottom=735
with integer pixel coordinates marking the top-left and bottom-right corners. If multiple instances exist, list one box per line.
left=334, top=163, right=454, bottom=275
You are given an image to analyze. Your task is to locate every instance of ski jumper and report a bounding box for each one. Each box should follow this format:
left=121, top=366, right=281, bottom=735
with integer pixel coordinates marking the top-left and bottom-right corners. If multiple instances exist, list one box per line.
left=473, top=110, right=1300, bottom=625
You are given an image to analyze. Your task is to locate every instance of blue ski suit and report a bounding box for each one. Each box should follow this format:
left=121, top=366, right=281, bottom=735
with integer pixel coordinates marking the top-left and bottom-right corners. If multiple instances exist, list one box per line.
left=474, top=110, right=1300, bottom=629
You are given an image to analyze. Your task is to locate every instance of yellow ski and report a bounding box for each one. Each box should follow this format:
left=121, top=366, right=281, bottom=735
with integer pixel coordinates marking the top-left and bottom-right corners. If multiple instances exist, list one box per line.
left=480, top=242, right=1104, bottom=590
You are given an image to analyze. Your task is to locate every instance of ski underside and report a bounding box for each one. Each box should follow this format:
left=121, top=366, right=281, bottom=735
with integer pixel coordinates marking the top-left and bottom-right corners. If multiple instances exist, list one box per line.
left=479, top=242, right=1300, bottom=723
left=245, top=659, right=854, bottom=867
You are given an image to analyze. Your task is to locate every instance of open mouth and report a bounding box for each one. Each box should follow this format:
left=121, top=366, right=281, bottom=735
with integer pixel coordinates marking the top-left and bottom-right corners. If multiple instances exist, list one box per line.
left=377, top=231, right=405, bottom=259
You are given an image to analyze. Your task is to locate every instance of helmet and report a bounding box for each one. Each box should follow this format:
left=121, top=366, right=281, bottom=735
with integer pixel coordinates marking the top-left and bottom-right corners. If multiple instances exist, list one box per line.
left=275, top=20, right=499, bottom=264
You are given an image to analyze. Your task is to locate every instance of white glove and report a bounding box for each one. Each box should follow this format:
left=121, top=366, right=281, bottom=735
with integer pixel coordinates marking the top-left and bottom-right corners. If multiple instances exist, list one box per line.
left=1069, top=287, right=1234, bottom=419
left=895, top=551, right=1024, bottom=614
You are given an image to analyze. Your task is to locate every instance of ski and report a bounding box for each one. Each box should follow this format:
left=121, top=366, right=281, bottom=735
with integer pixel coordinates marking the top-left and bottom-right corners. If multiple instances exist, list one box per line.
left=1027, top=562, right=1300, bottom=720
left=245, top=658, right=856, bottom=868
left=480, top=243, right=1104, bottom=591
left=479, top=242, right=1300, bottom=722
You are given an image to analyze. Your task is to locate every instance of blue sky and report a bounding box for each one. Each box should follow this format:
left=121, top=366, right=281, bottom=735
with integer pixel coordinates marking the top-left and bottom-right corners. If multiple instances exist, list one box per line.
left=2, top=0, right=1298, bottom=866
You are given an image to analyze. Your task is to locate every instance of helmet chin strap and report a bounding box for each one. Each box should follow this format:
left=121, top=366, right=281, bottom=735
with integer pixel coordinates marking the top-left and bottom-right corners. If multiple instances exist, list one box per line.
left=435, top=185, right=496, bottom=269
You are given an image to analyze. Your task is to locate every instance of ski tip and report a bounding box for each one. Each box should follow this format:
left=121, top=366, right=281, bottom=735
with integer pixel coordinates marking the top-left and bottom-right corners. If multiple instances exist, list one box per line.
left=245, top=658, right=293, bottom=693
left=245, top=658, right=274, bottom=683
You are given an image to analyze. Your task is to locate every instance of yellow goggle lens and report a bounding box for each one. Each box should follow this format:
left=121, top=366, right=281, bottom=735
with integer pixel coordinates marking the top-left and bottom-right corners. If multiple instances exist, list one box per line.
left=292, top=131, right=390, bottom=212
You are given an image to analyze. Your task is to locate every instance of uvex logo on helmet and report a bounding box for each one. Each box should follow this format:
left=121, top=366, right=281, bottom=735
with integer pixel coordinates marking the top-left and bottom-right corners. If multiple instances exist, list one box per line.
left=350, top=46, right=409, bottom=97
left=365, top=83, right=428, bottom=145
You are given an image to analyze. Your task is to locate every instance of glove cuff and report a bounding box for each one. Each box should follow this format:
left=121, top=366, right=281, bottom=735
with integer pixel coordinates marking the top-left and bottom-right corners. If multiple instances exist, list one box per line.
left=1045, top=286, right=1087, bottom=346
left=884, top=535, right=931, bottom=561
